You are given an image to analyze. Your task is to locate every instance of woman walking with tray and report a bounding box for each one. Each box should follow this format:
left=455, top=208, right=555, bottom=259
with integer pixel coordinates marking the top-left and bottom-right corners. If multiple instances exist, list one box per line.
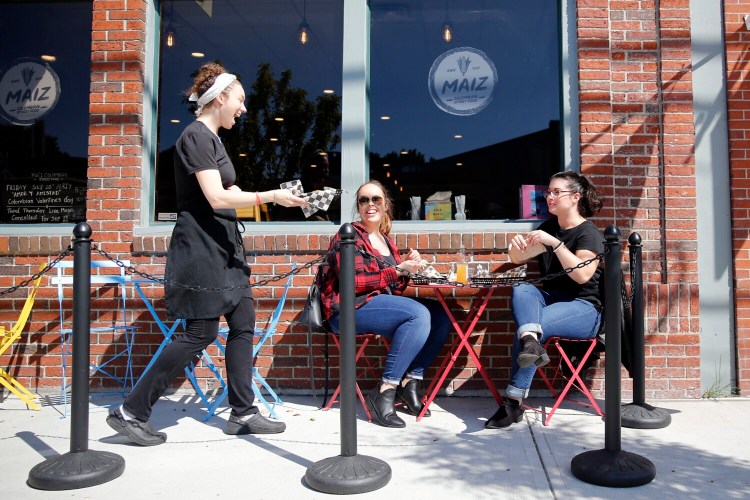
left=106, top=62, right=307, bottom=446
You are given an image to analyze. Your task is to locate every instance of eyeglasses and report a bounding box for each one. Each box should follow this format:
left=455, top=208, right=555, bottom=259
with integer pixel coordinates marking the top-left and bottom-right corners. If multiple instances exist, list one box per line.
left=358, top=195, right=384, bottom=206
left=545, top=189, right=576, bottom=199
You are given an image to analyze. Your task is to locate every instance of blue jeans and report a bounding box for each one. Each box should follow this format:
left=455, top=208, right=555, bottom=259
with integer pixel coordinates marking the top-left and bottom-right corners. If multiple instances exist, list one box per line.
left=329, top=294, right=451, bottom=385
left=507, top=283, right=601, bottom=399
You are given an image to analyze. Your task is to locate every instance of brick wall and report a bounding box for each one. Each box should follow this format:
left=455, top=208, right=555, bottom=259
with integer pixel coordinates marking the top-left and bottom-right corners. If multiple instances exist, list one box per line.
left=578, top=0, right=700, bottom=398
left=0, top=0, right=721, bottom=402
left=89, top=0, right=144, bottom=250
left=725, top=0, right=750, bottom=394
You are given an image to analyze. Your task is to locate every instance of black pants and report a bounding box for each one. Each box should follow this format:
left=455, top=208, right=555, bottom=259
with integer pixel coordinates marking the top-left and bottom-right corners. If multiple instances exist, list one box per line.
left=124, top=296, right=257, bottom=421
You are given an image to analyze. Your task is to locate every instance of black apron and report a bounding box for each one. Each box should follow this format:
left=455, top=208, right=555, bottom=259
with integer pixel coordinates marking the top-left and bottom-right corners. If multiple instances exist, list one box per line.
left=165, top=209, right=251, bottom=320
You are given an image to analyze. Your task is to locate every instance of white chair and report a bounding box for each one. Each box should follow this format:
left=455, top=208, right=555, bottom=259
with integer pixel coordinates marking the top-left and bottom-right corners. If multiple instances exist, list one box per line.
left=52, top=260, right=136, bottom=416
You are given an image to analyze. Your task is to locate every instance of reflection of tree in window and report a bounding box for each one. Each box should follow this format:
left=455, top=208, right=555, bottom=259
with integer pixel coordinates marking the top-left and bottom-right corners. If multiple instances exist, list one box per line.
left=156, top=63, right=342, bottom=221
left=222, top=63, right=341, bottom=192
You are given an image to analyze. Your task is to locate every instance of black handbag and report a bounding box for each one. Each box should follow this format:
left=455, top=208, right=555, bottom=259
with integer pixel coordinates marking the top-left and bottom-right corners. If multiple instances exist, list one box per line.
left=303, top=264, right=330, bottom=405
left=300, top=265, right=326, bottom=332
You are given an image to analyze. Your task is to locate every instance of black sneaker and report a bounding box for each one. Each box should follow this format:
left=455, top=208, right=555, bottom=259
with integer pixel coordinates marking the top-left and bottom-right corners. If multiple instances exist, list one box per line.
left=106, top=407, right=167, bottom=446
left=224, top=412, right=286, bottom=435
left=517, top=335, right=550, bottom=368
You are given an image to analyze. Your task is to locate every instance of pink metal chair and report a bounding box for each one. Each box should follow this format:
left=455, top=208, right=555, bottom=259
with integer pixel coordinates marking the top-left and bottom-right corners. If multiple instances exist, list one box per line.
left=535, top=336, right=603, bottom=426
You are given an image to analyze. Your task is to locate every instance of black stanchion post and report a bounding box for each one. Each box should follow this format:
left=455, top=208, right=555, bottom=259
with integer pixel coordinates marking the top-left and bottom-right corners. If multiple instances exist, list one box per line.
left=621, top=232, right=671, bottom=429
left=305, top=223, right=391, bottom=494
left=28, top=222, right=125, bottom=490
left=571, top=225, right=655, bottom=487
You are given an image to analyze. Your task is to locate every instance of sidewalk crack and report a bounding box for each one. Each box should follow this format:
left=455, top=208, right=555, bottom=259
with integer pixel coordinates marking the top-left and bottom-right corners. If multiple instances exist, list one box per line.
left=528, top=417, right=557, bottom=499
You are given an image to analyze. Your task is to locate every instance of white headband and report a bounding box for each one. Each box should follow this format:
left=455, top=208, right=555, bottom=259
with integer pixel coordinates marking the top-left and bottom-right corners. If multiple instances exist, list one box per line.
left=189, top=73, right=237, bottom=107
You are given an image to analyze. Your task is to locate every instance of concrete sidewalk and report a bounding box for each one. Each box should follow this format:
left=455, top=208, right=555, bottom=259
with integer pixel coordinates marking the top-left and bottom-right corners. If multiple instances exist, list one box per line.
left=2, top=393, right=749, bottom=499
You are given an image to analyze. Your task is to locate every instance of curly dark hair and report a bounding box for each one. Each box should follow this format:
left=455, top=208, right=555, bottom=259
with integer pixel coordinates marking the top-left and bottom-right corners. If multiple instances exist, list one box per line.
left=185, top=62, right=238, bottom=114
left=549, top=171, right=603, bottom=217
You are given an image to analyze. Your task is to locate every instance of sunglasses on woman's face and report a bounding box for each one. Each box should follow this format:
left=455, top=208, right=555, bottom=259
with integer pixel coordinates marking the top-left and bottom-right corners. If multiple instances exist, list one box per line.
left=358, top=195, right=384, bottom=206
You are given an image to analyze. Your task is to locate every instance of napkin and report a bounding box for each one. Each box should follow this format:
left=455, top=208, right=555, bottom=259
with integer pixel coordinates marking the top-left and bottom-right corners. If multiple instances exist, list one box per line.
left=409, top=196, right=421, bottom=220
left=426, top=191, right=452, bottom=202
left=279, top=180, right=342, bottom=218
left=455, top=195, right=466, bottom=220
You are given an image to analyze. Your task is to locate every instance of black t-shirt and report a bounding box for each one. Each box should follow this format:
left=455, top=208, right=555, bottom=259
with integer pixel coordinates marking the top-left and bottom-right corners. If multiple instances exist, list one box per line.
left=165, top=120, right=251, bottom=320
left=174, top=120, right=236, bottom=217
left=537, top=219, right=605, bottom=310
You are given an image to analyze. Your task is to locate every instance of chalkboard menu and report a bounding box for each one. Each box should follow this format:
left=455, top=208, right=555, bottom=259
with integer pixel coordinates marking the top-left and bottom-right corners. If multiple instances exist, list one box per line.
left=1, top=172, right=86, bottom=224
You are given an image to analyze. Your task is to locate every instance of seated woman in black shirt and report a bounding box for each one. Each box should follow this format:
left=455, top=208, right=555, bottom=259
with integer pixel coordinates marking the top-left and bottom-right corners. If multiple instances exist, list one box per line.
left=486, top=171, right=604, bottom=429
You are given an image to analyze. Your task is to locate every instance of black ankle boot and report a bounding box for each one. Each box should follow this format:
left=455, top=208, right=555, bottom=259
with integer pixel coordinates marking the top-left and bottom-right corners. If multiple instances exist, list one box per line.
left=517, top=334, right=550, bottom=368
left=396, top=379, right=431, bottom=417
left=485, top=399, right=524, bottom=429
left=366, top=384, right=406, bottom=428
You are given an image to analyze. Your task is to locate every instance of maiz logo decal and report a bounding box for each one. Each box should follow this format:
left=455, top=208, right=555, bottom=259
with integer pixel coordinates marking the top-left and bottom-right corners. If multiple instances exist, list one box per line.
left=428, top=47, right=497, bottom=116
left=0, top=58, right=61, bottom=126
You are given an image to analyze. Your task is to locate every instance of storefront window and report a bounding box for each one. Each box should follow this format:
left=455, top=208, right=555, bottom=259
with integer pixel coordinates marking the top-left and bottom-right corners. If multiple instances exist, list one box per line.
left=154, top=0, right=344, bottom=223
left=369, top=0, right=561, bottom=221
left=0, top=1, right=92, bottom=225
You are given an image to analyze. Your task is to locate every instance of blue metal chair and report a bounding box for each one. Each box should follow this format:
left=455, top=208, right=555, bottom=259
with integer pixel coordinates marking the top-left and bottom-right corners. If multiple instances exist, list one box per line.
left=211, top=265, right=295, bottom=420
left=130, top=281, right=227, bottom=422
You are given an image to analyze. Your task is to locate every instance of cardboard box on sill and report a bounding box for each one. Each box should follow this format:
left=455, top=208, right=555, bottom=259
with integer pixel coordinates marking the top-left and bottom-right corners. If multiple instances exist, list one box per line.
left=425, top=201, right=452, bottom=220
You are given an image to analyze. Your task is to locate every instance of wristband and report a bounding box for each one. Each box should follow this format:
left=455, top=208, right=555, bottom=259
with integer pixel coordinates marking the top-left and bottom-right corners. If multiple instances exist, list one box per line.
left=255, top=191, right=262, bottom=206
left=273, top=190, right=277, bottom=205
left=552, top=241, right=564, bottom=253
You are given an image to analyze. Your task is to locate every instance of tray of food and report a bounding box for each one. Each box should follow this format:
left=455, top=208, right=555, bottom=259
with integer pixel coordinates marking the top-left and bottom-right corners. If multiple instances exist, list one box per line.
left=411, top=277, right=450, bottom=285
left=469, top=264, right=527, bottom=287
left=469, top=276, right=525, bottom=286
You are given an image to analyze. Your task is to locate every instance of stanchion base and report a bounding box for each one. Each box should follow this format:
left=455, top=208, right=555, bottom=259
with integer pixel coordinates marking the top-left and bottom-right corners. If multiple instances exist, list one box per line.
left=28, top=450, right=125, bottom=491
left=305, top=454, right=391, bottom=494
left=571, top=449, right=655, bottom=487
left=621, top=402, right=671, bottom=429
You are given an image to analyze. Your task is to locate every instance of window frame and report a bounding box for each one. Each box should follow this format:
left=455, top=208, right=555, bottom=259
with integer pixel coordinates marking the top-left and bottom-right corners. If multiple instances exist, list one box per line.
left=136, top=0, right=577, bottom=236
left=0, top=0, right=95, bottom=236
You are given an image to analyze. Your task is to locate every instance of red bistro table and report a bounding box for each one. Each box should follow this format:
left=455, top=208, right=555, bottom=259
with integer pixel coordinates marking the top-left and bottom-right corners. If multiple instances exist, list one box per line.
left=413, top=283, right=504, bottom=421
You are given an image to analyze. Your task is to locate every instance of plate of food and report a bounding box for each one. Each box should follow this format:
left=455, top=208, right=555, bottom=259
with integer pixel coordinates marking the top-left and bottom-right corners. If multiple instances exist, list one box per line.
left=411, top=265, right=448, bottom=285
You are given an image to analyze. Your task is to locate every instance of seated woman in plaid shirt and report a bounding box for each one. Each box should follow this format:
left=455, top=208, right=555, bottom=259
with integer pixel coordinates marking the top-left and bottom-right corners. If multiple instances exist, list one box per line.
left=319, top=180, right=451, bottom=428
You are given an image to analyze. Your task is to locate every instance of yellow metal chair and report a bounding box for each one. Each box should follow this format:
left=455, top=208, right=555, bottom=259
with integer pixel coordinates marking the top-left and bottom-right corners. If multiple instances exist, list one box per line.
left=0, top=264, right=44, bottom=410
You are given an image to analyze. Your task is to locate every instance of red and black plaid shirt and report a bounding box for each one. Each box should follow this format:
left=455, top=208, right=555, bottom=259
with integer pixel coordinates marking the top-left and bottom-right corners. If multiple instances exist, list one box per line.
left=320, top=221, right=409, bottom=321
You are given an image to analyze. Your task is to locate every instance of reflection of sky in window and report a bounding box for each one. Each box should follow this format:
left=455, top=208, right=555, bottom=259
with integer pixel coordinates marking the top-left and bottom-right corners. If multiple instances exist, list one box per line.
left=0, top=2, right=92, bottom=158
left=370, top=0, right=560, bottom=160
left=2, top=1, right=558, bottom=164
left=158, top=0, right=343, bottom=153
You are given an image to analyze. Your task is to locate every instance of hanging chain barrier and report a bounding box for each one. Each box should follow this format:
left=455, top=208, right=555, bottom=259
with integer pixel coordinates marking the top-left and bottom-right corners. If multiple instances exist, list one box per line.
left=0, top=240, right=615, bottom=298
left=0, top=245, right=74, bottom=297
left=355, top=245, right=609, bottom=289
left=93, top=243, right=327, bottom=292
left=626, top=244, right=638, bottom=306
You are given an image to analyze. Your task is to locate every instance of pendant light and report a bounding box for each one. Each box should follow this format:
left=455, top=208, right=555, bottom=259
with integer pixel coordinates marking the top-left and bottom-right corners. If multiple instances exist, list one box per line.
left=298, top=0, right=310, bottom=45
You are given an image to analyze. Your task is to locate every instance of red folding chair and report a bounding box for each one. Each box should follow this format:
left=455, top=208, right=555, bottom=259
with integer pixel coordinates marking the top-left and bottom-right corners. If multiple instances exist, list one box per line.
left=322, top=333, right=390, bottom=422
left=535, top=336, right=603, bottom=426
